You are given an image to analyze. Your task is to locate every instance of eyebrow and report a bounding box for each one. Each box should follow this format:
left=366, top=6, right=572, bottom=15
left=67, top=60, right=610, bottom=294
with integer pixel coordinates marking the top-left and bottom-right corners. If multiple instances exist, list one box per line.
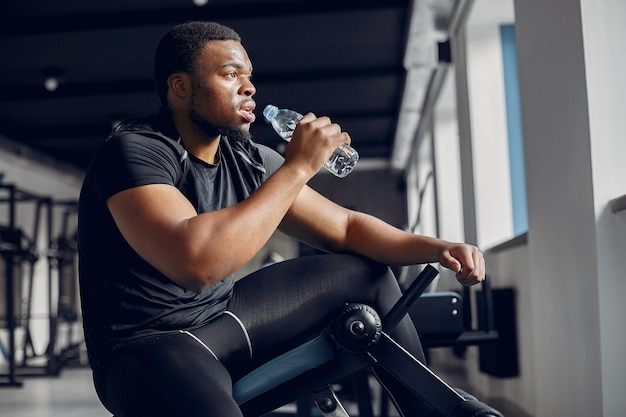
left=221, top=61, right=253, bottom=73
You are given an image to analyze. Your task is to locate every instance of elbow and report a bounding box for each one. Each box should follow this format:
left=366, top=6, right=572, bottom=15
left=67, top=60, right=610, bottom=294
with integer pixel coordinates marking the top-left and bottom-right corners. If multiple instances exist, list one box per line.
left=164, top=250, right=233, bottom=294
left=157, top=227, right=247, bottom=293
left=171, top=265, right=230, bottom=294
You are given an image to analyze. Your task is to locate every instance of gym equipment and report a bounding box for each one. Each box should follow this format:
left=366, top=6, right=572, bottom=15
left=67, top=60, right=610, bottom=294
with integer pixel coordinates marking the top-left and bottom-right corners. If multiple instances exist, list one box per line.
left=1, top=184, right=81, bottom=386
left=232, top=265, right=504, bottom=417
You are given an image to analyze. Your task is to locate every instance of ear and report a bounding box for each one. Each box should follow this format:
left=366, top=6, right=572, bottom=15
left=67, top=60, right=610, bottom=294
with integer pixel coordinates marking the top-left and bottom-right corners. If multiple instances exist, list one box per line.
left=167, top=73, right=191, bottom=100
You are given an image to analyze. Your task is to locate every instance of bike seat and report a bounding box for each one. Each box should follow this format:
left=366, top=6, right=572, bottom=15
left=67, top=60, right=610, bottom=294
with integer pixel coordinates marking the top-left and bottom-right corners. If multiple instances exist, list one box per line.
left=232, top=332, right=336, bottom=405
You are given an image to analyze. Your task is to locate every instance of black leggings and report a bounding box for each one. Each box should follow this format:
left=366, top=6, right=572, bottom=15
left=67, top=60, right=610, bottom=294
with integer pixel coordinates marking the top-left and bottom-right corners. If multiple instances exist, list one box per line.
left=94, top=254, right=434, bottom=416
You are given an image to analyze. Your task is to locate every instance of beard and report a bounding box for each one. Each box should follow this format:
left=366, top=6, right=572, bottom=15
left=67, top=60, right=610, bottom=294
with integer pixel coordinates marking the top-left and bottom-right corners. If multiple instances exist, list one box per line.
left=189, top=108, right=252, bottom=143
left=219, top=125, right=252, bottom=143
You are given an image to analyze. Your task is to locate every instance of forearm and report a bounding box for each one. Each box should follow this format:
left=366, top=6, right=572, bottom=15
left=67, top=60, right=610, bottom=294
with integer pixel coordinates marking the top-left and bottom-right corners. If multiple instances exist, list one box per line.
left=342, top=212, right=446, bottom=266
left=342, top=211, right=486, bottom=286
left=178, top=163, right=312, bottom=286
left=109, top=163, right=312, bottom=293
left=281, top=188, right=446, bottom=265
left=281, top=187, right=484, bottom=286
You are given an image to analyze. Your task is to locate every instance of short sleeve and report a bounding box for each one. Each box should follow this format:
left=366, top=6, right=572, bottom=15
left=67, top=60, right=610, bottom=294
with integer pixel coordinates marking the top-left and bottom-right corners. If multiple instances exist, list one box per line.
left=90, top=132, right=183, bottom=201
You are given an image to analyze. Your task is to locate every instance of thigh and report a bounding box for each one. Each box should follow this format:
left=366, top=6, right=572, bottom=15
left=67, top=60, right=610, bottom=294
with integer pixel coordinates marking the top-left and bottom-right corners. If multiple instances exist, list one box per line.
left=225, top=254, right=411, bottom=376
left=96, top=332, right=242, bottom=417
left=232, top=254, right=389, bottom=340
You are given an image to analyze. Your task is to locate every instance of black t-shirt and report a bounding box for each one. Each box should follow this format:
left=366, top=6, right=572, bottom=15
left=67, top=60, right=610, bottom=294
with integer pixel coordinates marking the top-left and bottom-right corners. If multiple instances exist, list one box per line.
left=78, top=113, right=284, bottom=370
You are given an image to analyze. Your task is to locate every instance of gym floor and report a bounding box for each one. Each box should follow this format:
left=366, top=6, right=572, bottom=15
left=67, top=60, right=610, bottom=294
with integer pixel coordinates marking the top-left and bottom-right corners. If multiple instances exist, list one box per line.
left=0, top=360, right=531, bottom=417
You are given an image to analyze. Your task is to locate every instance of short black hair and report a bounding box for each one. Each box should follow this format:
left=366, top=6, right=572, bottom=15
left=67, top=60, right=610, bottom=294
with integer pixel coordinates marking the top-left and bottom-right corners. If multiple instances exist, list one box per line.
left=154, top=21, right=242, bottom=106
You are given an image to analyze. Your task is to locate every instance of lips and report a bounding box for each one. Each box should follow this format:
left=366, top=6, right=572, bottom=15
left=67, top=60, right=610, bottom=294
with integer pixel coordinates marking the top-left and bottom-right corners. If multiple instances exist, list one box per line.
left=239, top=101, right=256, bottom=123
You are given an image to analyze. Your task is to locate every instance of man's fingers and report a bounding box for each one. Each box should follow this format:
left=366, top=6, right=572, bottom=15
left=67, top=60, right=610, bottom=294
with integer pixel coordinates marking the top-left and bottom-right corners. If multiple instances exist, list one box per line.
left=455, top=246, right=485, bottom=286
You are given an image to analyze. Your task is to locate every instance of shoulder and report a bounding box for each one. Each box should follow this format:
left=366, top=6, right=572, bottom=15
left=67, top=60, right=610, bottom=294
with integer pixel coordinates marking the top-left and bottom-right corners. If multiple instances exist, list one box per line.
left=107, top=117, right=185, bottom=160
left=87, top=117, right=187, bottom=199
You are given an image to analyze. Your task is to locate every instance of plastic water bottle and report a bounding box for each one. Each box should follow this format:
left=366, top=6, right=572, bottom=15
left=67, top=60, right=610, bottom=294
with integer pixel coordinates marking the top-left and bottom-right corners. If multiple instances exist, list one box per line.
left=263, top=104, right=359, bottom=178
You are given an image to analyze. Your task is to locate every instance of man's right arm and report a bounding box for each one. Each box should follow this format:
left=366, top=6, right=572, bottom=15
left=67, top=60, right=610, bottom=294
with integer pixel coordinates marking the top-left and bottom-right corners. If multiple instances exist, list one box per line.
left=107, top=113, right=349, bottom=293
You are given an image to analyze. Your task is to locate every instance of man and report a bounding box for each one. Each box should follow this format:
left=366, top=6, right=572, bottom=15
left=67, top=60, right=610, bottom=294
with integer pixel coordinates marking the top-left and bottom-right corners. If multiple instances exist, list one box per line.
left=78, top=21, right=484, bottom=417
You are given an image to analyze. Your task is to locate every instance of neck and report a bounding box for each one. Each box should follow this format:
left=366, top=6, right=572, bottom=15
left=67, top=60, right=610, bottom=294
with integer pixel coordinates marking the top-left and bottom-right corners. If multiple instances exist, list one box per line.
left=171, top=111, right=221, bottom=164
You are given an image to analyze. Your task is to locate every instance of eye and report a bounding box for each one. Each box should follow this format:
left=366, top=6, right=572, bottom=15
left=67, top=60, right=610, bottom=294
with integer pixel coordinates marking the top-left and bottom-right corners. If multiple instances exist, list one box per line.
left=226, top=71, right=237, bottom=79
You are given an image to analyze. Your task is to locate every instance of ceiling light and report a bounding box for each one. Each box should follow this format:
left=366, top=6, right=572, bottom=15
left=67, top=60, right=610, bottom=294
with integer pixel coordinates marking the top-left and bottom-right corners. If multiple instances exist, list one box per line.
left=42, top=68, right=63, bottom=92
left=192, top=0, right=209, bottom=6
left=44, top=76, right=59, bottom=92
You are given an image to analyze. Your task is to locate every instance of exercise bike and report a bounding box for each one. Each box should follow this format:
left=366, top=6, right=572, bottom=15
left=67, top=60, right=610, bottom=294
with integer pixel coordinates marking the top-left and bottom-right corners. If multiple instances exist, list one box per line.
left=232, top=264, right=504, bottom=417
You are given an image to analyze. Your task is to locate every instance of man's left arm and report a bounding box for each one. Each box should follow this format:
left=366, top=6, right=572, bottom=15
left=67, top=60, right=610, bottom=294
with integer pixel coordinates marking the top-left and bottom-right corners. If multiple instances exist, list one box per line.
left=280, top=185, right=484, bottom=286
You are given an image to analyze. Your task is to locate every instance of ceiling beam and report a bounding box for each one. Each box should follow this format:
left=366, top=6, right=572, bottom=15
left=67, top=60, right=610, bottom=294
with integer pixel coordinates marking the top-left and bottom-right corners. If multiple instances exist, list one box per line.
left=0, top=66, right=404, bottom=102
left=0, top=108, right=397, bottom=141
left=390, top=0, right=474, bottom=171
left=1, top=0, right=410, bottom=36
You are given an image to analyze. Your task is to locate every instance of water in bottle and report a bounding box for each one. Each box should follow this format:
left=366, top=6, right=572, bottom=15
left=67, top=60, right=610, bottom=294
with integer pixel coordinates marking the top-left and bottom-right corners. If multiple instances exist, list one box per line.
left=263, top=104, right=359, bottom=178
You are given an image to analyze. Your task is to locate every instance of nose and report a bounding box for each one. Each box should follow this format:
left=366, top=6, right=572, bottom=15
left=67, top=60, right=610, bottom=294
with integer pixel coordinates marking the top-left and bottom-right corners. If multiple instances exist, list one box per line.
left=241, top=78, right=256, bottom=97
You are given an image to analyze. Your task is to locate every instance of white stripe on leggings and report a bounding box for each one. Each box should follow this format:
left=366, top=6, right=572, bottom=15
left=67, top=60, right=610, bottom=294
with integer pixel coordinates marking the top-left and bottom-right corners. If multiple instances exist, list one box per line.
left=179, top=330, right=219, bottom=361
left=223, top=310, right=253, bottom=359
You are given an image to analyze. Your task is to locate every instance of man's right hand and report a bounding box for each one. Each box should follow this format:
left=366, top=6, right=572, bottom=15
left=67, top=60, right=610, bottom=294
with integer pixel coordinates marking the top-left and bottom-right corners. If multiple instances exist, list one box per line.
left=283, top=113, right=352, bottom=178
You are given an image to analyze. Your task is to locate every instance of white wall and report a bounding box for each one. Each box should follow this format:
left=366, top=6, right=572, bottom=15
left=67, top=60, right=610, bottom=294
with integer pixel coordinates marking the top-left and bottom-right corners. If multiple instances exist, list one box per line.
left=0, top=139, right=83, bottom=200
left=580, top=0, right=626, bottom=415
left=454, top=0, right=626, bottom=416
left=423, top=1, right=626, bottom=416
left=516, top=0, right=602, bottom=415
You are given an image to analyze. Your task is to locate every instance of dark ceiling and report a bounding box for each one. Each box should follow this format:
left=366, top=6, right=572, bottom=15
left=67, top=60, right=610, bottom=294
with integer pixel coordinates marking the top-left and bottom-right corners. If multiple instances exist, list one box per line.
left=0, top=0, right=456, bottom=172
